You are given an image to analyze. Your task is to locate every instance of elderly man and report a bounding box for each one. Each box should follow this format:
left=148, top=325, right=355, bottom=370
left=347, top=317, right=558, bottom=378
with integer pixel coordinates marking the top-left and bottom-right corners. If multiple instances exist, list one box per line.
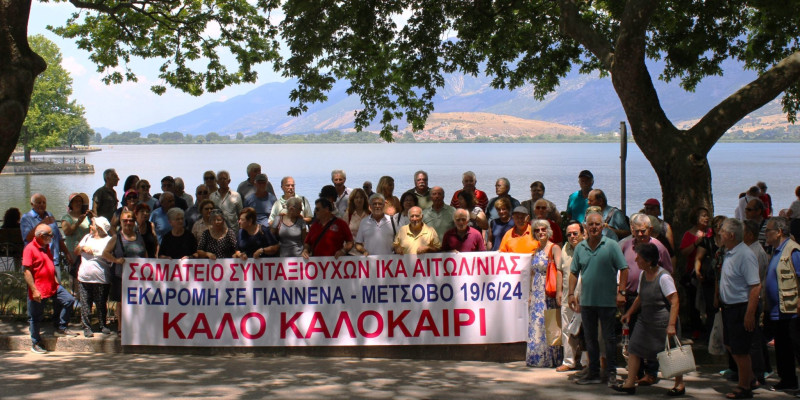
left=185, top=184, right=210, bottom=229
left=587, top=189, right=630, bottom=240
left=423, top=187, right=456, bottom=240
left=487, top=178, right=520, bottom=220
left=354, top=194, right=396, bottom=256
left=403, top=170, right=432, bottom=210
left=394, top=206, right=441, bottom=255
left=24, top=224, right=78, bottom=353
left=203, top=170, right=219, bottom=195
left=762, top=217, right=800, bottom=391
left=156, top=176, right=188, bottom=210
left=568, top=211, right=628, bottom=386
left=450, top=171, right=489, bottom=212
left=498, top=206, right=539, bottom=254
left=566, top=170, right=593, bottom=223
left=92, top=168, right=119, bottom=220
left=237, top=162, right=276, bottom=199
left=331, top=169, right=352, bottom=218
left=442, top=208, right=486, bottom=252
left=244, top=173, right=278, bottom=229
left=269, top=176, right=313, bottom=224
left=150, top=192, right=175, bottom=243
left=556, top=221, right=585, bottom=373
left=210, top=170, right=243, bottom=229
left=174, top=177, right=194, bottom=208
left=735, top=186, right=761, bottom=221
left=521, top=181, right=561, bottom=226
left=745, top=198, right=769, bottom=253
left=302, top=198, right=353, bottom=258
left=21, top=194, right=71, bottom=270
left=618, top=213, right=673, bottom=385
left=718, top=218, right=762, bottom=399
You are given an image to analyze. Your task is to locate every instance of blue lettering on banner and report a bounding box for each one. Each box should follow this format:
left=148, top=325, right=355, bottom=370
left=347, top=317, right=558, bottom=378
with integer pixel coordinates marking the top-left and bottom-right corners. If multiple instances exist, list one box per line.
left=127, top=287, right=220, bottom=306
left=251, top=286, right=345, bottom=305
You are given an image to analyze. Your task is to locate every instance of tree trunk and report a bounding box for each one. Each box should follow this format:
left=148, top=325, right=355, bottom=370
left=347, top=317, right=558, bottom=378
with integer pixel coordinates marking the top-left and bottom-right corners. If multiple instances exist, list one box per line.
left=23, top=145, right=31, bottom=162
left=0, top=1, right=45, bottom=172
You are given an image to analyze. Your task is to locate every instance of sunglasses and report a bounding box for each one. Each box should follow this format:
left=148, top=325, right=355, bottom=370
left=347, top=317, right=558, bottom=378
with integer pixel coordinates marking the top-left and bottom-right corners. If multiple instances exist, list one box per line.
left=566, top=232, right=580, bottom=237
left=204, top=176, right=215, bottom=180
left=40, top=233, right=54, bottom=238
left=197, top=191, right=209, bottom=195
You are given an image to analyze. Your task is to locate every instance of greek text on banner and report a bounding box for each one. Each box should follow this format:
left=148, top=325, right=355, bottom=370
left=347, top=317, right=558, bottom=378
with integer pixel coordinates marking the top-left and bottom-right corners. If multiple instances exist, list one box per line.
left=122, top=252, right=531, bottom=346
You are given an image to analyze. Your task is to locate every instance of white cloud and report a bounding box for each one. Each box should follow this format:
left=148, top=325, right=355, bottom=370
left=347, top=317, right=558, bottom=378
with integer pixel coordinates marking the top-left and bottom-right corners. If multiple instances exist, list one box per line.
left=61, top=56, right=87, bottom=76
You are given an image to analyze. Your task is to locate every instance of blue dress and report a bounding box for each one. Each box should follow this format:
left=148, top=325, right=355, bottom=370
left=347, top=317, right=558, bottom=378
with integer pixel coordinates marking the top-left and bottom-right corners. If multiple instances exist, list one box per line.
left=526, top=247, right=564, bottom=367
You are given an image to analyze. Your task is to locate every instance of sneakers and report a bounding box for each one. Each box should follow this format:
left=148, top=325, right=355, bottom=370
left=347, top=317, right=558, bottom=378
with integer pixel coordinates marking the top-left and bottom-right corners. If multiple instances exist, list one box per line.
left=576, top=375, right=603, bottom=385
left=606, top=373, right=618, bottom=388
left=31, top=343, right=48, bottom=354
left=54, top=328, right=79, bottom=337
left=101, top=326, right=112, bottom=335
left=84, top=329, right=94, bottom=338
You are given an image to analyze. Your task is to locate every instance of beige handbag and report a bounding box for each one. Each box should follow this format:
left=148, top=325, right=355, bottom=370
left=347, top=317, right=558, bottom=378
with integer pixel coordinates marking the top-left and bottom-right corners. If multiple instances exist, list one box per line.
left=544, top=308, right=562, bottom=346
left=657, top=335, right=696, bottom=378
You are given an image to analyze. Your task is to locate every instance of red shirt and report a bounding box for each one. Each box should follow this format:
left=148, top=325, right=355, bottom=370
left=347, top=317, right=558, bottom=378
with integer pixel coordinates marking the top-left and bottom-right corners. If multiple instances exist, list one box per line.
left=305, top=218, right=353, bottom=257
left=442, top=227, right=487, bottom=252
left=22, top=240, right=58, bottom=300
left=450, top=189, right=489, bottom=212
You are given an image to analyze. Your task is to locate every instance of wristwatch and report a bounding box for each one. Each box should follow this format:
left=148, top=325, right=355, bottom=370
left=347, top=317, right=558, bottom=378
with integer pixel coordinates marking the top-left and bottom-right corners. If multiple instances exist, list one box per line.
left=618, top=290, right=627, bottom=296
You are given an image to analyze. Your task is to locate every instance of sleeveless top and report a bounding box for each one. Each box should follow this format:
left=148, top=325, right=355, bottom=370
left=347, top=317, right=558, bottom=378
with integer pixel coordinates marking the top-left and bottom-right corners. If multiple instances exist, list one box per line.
left=138, top=222, right=157, bottom=257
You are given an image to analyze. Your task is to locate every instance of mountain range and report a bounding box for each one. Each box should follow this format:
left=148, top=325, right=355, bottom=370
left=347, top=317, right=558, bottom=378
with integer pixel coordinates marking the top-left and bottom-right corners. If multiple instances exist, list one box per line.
left=134, top=59, right=788, bottom=137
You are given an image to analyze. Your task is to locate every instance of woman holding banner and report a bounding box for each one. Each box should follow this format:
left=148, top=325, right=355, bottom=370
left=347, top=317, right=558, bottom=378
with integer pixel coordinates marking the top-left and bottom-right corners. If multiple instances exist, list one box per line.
left=195, top=209, right=238, bottom=259
left=271, top=197, right=307, bottom=257
left=526, top=219, right=563, bottom=367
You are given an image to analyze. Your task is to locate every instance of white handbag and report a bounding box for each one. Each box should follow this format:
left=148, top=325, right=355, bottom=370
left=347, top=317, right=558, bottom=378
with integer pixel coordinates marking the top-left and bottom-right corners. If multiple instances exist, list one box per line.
left=657, top=335, right=696, bottom=379
left=564, top=312, right=582, bottom=336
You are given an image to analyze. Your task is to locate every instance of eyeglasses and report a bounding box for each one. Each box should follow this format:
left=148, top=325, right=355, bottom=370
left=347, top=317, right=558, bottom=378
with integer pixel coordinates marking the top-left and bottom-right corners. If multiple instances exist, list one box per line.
left=40, top=233, right=54, bottom=238
left=566, top=232, right=580, bottom=237
left=534, top=206, right=548, bottom=210
left=533, top=228, right=547, bottom=232
left=204, top=176, right=215, bottom=180
left=122, top=219, right=135, bottom=223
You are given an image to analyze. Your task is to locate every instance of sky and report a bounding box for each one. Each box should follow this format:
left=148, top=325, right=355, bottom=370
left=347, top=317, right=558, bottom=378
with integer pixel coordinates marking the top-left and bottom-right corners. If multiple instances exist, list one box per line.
left=28, top=2, right=286, bottom=132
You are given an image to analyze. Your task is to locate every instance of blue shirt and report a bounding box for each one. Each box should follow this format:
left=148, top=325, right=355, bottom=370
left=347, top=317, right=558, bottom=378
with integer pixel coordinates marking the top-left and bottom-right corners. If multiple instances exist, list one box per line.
left=765, top=239, right=800, bottom=320
left=20, top=209, right=63, bottom=265
left=601, top=206, right=629, bottom=241
left=244, top=192, right=277, bottom=229
left=719, top=242, right=761, bottom=305
left=149, top=207, right=171, bottom=244
left=566, top=190, right=588, bottom=223
left=486, top=196, right=520, bottom=221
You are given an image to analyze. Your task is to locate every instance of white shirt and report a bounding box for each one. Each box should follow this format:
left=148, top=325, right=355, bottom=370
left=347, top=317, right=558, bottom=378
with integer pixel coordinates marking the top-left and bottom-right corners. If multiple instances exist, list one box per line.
left=355, top=214, right=396, bottom=255
left=210, top=189, right=243, bottom=229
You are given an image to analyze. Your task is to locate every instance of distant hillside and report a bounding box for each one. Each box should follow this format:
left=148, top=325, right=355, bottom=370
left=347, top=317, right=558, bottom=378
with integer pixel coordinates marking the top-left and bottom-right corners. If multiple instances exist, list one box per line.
left=400, top=112, right=586, bottom=141
left=134, top=59, right=791, bottom=137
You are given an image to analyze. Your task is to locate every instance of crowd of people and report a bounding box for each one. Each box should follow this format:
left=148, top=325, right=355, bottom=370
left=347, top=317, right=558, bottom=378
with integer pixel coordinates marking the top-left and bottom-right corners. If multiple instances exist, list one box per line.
left=9, top=164, right=800, bottom=399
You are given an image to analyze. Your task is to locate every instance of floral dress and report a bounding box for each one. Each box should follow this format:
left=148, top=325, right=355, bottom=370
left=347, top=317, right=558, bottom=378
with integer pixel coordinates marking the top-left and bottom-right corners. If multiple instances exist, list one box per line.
left=526, top=246, right=563, bottom=367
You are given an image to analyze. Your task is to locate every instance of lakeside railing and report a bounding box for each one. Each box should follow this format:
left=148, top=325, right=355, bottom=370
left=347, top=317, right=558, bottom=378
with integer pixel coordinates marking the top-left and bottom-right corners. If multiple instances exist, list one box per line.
left=7, top=156, right=87, bottom=164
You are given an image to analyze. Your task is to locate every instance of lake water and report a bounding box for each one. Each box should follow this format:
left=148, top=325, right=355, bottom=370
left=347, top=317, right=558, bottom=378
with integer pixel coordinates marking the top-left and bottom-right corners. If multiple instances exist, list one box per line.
left=1, top=143, right=798, bottom=220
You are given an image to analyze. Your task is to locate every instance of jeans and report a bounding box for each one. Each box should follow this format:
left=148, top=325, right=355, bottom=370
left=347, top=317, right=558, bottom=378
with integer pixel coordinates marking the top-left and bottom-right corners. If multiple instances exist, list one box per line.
left=28, top=285, right=75, bottom=345
left=582, top=306, right=617, bottom=377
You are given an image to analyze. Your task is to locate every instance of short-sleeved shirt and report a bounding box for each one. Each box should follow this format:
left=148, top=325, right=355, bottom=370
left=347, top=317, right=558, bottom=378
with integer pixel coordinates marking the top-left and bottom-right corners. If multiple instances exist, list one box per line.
left=272, top=217, right=307, bottom=257
left=403, top=189, right=433, bottom=210
left=92, top=186, right=118, bottom=220
left=680, top=228, right=711, bottom=274
left=355, top=215, right=396, bottom=255
left=210, top=190, right=244, bottom=229
left=498, top=225, right=539, bottom=254
left=620, top=237, right=673, bottom=293
left=636, top=268, right=677, bottom=297
left=570, top=236, right=628, bottom=307
left=149, top=207, right=171, bottom=244
left=305, top=218, right=353, bottom=257
left=269, top=195, right=312, bottom=224
left=487, top=196, right=520, bottom=221
left=393, top=224, right=441, bottom=255
left=237, top=227, right=278, bottom=258
left=719, top=241, right=761, bottom=305
left=423, top=205, right=456, bottom=241
left=566, top=190, right=589, bottom=223
left=450, top=189, right=489, bottom=212
left=765, top=239, right=800, bottom=320
left=489, top=218, right=515, bottom=251
left=198, top=229, right=238, bottom=259
left=237, top=179, right=276, bottom=200
left=62, top=213, right=91, bottom=254
left=159, top=231, right=198, bottom=259
left=442, top=227, right=486, bottom=252
left=334, top=187, right=352, bottom=219
left=244, top=192, right=277, bottom=228
left=21, top=209, right=63, bottom=265
left=22, top=241, right=57, bottom=300
left=77, top=234, right=112, bottom=284
left=601, top=206, right=629, bottom=241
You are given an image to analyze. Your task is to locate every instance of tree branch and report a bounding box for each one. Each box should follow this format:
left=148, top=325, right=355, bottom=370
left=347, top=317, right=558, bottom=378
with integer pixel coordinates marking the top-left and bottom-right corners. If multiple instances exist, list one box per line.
left=689, top=50, right=800, bottom=154
left=615, top=0, right=658, bottom=60
left=557, top=0, right=614, bottom=69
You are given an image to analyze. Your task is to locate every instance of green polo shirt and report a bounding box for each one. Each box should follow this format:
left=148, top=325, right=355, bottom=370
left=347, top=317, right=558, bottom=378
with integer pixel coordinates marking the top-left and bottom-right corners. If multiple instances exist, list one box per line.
left=570, top=236, right=627, bottom=307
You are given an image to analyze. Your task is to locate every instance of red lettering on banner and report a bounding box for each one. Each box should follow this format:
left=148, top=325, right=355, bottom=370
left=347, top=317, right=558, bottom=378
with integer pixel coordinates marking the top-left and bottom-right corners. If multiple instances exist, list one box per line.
left=305, top=312, right=332, bottom=338
left=454, top=309, right=475, bottom=336
left=357, top=311, right=383, bottom=338
left=332, top=312, right=356, bottom=338
left=171, top=265, right=184, bottom=281
left=331, top=261, right=343, bottom=279
left=240, top=312, right=266, bottom=339
left=387, top=310, right=411, bottom=337
left=413, top=259, right=425, bottom=277
left=496, top=257, right=509, bottom=275
left=413, top=310, right=440, bottom=336
left=459, top=257, right=473, bottom=276
left=442, top=309, right=450, bottom=336
left=163, top=312, right=186, bottom=339
left=229, top=264, right=239, bottom=281
left=128, top=263, right=139, bottom=281
left=215, top=313, right=239, bottom=339
left=479, top=308, right=486, bottom=335
left=189, top=313, right=213, bottom=339
left=275, top=264, right=287, bottom=280
left=281, top=312, right=303, bottom=338
left=509, top=255, right=522, bottom=274
left=396, top=260, right=407, bottom=277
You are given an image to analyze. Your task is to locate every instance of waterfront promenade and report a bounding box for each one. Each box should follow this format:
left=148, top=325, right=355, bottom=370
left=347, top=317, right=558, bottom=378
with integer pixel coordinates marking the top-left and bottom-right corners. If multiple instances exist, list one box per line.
left=0, top=319, right=796, bottom=399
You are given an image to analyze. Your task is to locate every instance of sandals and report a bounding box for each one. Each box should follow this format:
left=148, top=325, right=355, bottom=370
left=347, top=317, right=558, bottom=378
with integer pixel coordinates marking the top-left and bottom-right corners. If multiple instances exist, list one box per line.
left=725, top=386, right=753, bottom=399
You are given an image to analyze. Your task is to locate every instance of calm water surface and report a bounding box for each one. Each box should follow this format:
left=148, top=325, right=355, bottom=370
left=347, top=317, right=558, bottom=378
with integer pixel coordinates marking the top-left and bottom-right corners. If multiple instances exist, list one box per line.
left=1, top=143, right=797, bottom=220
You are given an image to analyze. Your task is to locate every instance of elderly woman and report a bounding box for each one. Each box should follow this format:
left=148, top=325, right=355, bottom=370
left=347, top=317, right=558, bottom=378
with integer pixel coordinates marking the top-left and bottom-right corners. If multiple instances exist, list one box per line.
left=525, top=219, right=563, bottom=367
left=302, top=198, right=353, bottom=258
left=457, top=190, right=488, bottom=231
left=234, top=207, right=279, bottom=259
left=75, top=217, right=115, bottom=338
left=393, top=191, right=418, bottom=228
left=487, top=197, right=514, bottom=251
left=61, top=192, right=92, bottom=294
left=108, top=210, right=147, bottom=336
left=271, top=197, right=307, bottom=257
left=192, top=199, right=216, bottom=240
left=533, top=199, right=563, bottom=244
left=110, top=189, right=138, bottom=232
left=195, top=209, right=238, bottom=260
left=137, top=179, right=159, bottom=211
left=377, top=176, right=401, bottom=216
left=614, top=242, right=683, bottom=396
left=134, top=203, right=158, bottom=258
left=158, top=208, right=197, bottom=260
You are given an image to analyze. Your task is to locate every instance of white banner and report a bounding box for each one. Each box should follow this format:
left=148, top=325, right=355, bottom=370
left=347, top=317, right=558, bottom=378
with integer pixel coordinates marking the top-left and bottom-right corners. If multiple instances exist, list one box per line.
left=122, top=252, right=531, bottom=346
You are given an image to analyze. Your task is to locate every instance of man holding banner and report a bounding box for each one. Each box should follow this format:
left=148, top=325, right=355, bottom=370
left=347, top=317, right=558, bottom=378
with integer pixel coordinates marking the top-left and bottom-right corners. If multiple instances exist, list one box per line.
left=394, top=206, right=441, bottom=255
